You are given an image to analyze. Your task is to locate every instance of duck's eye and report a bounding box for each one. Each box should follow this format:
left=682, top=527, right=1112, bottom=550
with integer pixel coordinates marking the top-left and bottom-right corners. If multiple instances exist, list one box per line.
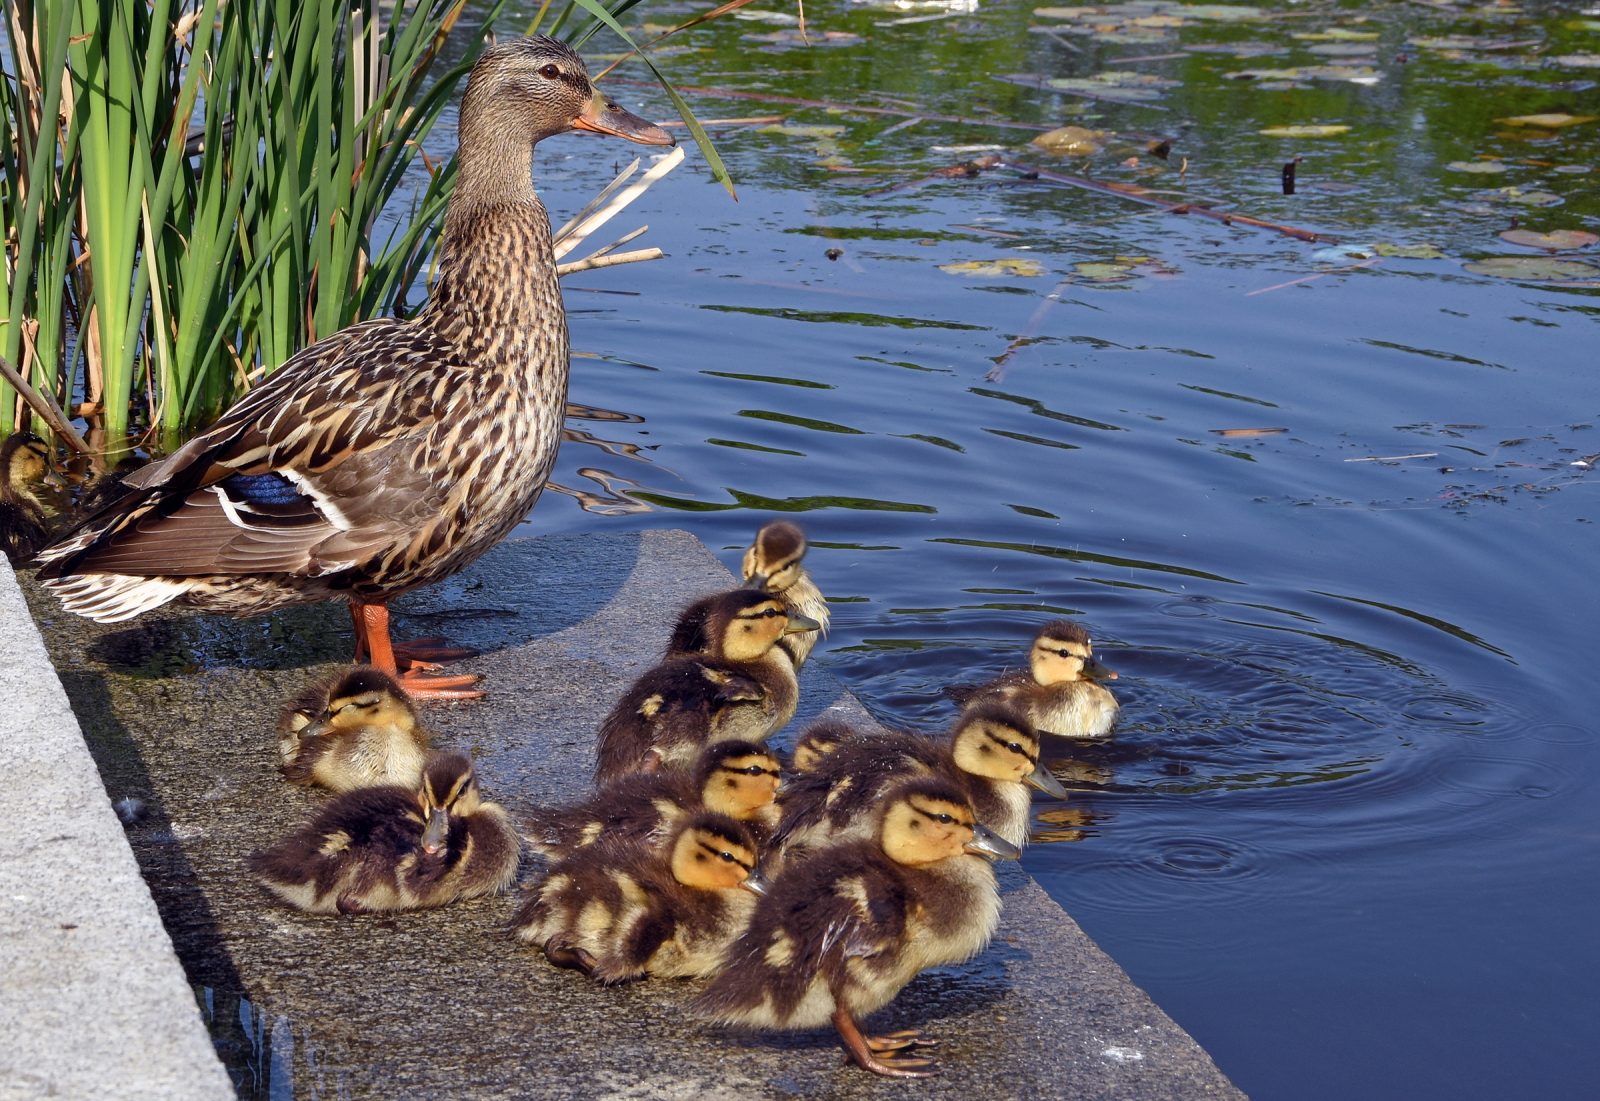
left=936, top=813, right=954, bottom=825
left=720, top=850, right=737, bottom=863
left=540, top=63, right=561, bottom=79
left=1007, top=742, right=1023, bottom=753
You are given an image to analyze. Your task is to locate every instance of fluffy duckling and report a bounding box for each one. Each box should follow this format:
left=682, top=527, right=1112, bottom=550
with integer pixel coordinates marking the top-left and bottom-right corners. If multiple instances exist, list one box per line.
left=512, top=810, right=763, bottom=984
left=695, top=776, right=1019, bottom=1078
left=967, top=619, right=1119, bottom=740
left=788, top=717, right=858, bottom=773
left=1, top=432, right=53, bottom=565
left=741, top=520, right=829, bottom=668
left=277, top=666, right=431, bottom=792
left=522, top=739, right=782, bottom=860
left=773, top=702, right=1066, bottom=857
left=248, top=751, right=519, bottom=914
left=594, top=590, right=819, bottom=782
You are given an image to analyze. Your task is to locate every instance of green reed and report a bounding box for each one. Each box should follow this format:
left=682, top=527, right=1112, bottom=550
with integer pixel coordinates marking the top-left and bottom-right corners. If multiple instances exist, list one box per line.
left=1, top=0, right=730, bottom=450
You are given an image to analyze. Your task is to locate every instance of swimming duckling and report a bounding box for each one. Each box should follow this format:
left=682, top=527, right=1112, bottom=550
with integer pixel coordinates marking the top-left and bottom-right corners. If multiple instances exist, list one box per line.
left=695, top=776, right=1019, bottom=1078
left=966, top=619, right=1119, bottom=740
left=788, top=718, right=859, bottom=773
left=522, top=739, right=782, bottom=860
left=248, top=751, right=519, bottom=914
left=741, top=520, right=829, bottom=668
left=277, top=666, right=431, bottom=792
left=1, top=433, right=53, bottom=565
left=773, top=702, right=1066, bottom=856
left=512, top=810, right=763, bottom=984
left=594, top=590, right=819, bottom=782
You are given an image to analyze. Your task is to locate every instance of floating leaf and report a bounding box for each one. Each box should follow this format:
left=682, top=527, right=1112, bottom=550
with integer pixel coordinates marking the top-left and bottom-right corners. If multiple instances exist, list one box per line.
left=1445, top=160, right=1508, bottom=173
left=1551, top=54, right=1600, bottom=68
left=1292, top=28, right=1380, bottom=42
left=1033, top=6, right=1102, bottom=19
left=1496, top=113, right=1598, bottom=128
left=1032, top=125, right=1107, bottom=155
left=1047, top=71, right=1179, bottom=103
left=1311, top=243, right=1377, bottom=263
left=1231, top=65, right=1382, bottom=85
left=1072, top=261, right=1136, bottom=282
left=1463, top=256, right=1600, bottom=281
left=1184, top=5, right=1268, bottom=20
left=758, top=124, right=847, bottom=139
left=1500, top=229, right=1600, bottom=251
left=940, top=259, right=1047, bottom=277
left=1309, top=43, right=1379, bottom=57
left=1372, top=243, right=1449, bottom=259
left=1488, top=186, right=1564, bottom=207
left=1258, top=124, right=1351, bottom=138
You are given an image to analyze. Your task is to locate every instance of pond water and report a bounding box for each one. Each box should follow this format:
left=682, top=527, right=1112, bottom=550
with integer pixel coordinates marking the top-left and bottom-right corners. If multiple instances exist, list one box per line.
left=483, top=1, right=1598, bottom=1098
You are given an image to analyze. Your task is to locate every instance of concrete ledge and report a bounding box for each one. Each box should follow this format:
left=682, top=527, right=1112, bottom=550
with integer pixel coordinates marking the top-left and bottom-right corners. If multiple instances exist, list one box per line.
left=15, top=531, right=1244, bottom=1099
left=1, top=566, right=232, bottom=1101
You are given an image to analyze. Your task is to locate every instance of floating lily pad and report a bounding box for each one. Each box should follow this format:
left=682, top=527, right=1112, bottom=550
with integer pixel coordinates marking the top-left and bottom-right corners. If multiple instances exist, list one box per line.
left=1500, top=229, right=1600, bottom=251
left=1073, top=261, right=1138, bottom=282
left=1446, top=160, right=1509, bottom=174
left=1047, top=71, right=1179, bottom=103
left=1258, top=124, right=1351, bottom=138
left=1463, top=256, right=1600, bottom=281
left=1032, top=125, right=1107, bottom=155
left=1488, top=186, right=1564, bottom=207
left=1373, top=243, right=1449, bottom=260
left=1497, top=113, right=1598, bottom=128
left=1308, top=43, right=1379, bottom=57
left=1311, top=243, right=1377, bottom=263
left=1292, top=28, right=1380, bottom=42
left=1184, top=4, right=1267, bottom=20
left=940, top=259, right=1047, bottom=277
left=1033, top=6, right=1102, bottom=19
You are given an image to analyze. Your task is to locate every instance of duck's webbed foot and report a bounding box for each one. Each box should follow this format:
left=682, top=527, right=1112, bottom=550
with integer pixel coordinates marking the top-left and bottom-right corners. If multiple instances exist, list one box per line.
left=351, top=602, right=485, bottom=700
left=544, top=941, right=598, bottom=977
left=833, top=1008, right=940, bottom=1078
left=865, top=1028, right=938, bottom=1053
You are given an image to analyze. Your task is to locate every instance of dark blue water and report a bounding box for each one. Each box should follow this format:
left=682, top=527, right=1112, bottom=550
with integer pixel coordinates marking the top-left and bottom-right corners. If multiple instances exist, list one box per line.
left=483, top=3, right=1600, bottom=1096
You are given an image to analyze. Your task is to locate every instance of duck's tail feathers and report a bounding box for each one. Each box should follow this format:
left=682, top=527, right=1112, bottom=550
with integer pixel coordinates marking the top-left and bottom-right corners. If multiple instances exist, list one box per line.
left=41, top=572, right=193, bottom=623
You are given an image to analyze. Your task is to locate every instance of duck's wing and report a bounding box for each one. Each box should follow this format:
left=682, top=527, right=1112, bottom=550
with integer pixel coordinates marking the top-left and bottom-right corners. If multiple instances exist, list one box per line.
left=37, top=318, right=465, bottom=581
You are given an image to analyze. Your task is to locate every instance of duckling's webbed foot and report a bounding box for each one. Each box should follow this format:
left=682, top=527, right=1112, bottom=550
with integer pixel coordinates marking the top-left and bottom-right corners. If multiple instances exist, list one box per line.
left=865, top=1029, right=938, bottom=1053
left=544, top=940, right=598, bottom=976
left=832, top=1008, right=940, bottom=1078
left=335, top=892, right=367, bottom=916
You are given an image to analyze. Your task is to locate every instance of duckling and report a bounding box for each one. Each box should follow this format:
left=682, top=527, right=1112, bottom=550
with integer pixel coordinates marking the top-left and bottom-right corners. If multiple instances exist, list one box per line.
left=277, top=666, right=431, bottom=793
left=773, top=702, right=1067, bottom=856
left=694, top=776, right=1019, bottom=1078
left=522, top=739, right=782, bottom=860
left=1, top=432, right=53, bottom=565
left=512, top=810, right=763, bottom=984
left=741, top=520, right=829, bottom=668
left=788, top=718, right=860, bottom=773
left=966, top=619, right=1119, bottom=740
left=594, top=590, right=819, bottom=782
left=248, top=751, right=519, bottom=914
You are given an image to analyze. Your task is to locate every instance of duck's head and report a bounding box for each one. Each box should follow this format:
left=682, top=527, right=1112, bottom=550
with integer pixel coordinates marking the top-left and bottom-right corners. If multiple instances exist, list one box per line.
left=300, top=667, right=418, bottom=740
left=1027, top=620, right=1117, bottom=686
left=418, top=752, right=483, bottom=855
left=2, top=433, right=52, bottom=499
left=702, top=589, right=820, bottom=663
left=668, top=811, right=763, bottom=893
left=950, top=703, right=1068, bottom=798
left=789, top=719, right=854, bottom=772
left=696, top=740, right=783, bottom=819
left=459, top=35, right=673, bottom=152
left=878, top=777, right=1021, bottom=866
left=741, top=520, right=808, bottom=593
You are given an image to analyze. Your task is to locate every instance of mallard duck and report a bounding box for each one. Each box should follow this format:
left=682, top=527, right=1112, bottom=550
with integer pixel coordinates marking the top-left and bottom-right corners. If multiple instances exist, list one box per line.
left=1, top=432, right=53, bottom=565
left=788, top=717, right=859, bottom=772
left=741, top=520, right=828, bottom=668
left=772, top=701, right=1066, bottom=857
left=522, top=739, right=782, bottom=860
left=33, top=37, right=673, bottom=699
left=964, top=619, right=1119, bottom=740
left=277, top=666, right=431, bottom=793
left=248, top=750, right=519, bottom=914
left=512, top=810, right=763, bottom=984
left=695, top=776, right=1019, bottom=1078
left=594, top=590, right=819, bottom=782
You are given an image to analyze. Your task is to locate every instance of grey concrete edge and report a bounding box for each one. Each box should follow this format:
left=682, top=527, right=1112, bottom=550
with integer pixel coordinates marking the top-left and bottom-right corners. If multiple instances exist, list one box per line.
left=0, top=564, right=234, bottom=1101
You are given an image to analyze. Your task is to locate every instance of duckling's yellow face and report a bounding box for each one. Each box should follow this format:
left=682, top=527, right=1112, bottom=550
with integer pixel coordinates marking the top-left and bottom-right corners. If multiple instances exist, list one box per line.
left=1029, top=638, right=1093, bottom=686
left=312, top=686, right=415, bottom=735
left=669, top=826, right=759, bottom=891
left=881, top=793, right=979, bottom=867
left=951, top=717, right=1041, bottom=783
left=701, top=751, right=782, bottom=819
left=717, top=597, right=791, bottom=662
left=7, top=439, right=49, bottom=488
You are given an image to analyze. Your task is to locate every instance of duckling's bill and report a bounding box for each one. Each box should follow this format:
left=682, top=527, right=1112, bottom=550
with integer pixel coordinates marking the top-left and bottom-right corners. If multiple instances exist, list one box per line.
left=782, top=611, right=822, bottom=634
left=421, top=807, right=450, bottom=854
left=966, top=822, right=1021, bottom=861
left=1027, top=761, right=1070, bottom=800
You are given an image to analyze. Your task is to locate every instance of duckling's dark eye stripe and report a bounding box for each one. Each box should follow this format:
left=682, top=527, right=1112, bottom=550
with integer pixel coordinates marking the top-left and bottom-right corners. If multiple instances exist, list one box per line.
left=909, top=802, right=971, bottom=830
left=721, top=764, right=781, bottom=778
left=981, top=728, right=1037, bottom=765
left=696, top=839, right=753, bottom=871
left=735, top=608, right=784, bottom=621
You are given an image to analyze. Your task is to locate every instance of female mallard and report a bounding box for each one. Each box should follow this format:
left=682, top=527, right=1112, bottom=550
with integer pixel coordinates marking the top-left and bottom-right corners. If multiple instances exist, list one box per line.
left=963, top=619, right=1119, bottom=740
left=1, top=432, right=52, bottom=565
left=695, top=776, right=1019, bottom=1078
left=33, top=37, right=672, bottom=698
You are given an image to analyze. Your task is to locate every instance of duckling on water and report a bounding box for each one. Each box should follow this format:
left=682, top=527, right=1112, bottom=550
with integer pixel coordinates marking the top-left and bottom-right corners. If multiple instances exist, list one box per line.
left=594, top=589, right=818, bottom=782
left=248, top=751, right=519, bottom=914
left=34, top=37, right=673, bottom=699
left=965, top=619, right=1119, bottom=740
left=741, top=520, right=828, bottom=669
left=521, top=739, right=782, bottom=860
left=695, top=776, right=1019, bottom=1078
left=512, top=810, right=763, bottom=984
left=278, top=666, right=431, bottom=793
left=1, top=433, right=53, bottom=565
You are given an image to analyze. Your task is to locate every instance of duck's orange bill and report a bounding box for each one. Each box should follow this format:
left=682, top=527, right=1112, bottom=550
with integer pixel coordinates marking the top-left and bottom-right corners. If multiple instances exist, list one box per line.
left=573, top=93, right=675, bottom=146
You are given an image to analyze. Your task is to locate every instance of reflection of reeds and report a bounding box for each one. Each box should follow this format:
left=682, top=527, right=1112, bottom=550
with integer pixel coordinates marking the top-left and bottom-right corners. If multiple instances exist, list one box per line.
left=1, top=2, right=716, bottom=450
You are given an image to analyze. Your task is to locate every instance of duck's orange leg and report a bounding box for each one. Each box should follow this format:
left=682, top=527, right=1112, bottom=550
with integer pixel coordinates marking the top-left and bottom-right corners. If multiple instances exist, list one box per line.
left=351, top=600, right=485, bottom=701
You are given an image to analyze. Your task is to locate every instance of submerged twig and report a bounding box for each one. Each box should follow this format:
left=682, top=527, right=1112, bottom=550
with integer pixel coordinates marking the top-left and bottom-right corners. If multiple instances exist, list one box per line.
left=0, top=354, right=94, bottom=458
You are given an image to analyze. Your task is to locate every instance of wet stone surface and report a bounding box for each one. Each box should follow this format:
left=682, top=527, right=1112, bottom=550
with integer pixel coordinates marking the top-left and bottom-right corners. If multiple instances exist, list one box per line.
left=22, top=531, right=1243, bottom=1099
